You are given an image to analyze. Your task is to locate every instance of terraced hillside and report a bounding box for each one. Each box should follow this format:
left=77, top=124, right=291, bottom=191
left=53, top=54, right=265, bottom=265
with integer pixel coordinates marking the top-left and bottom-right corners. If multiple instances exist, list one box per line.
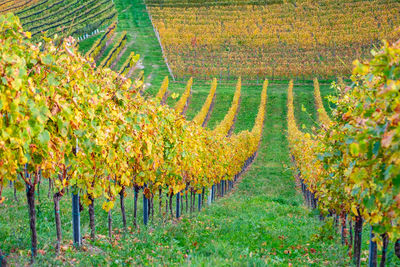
left=145, top=0, right=282, bottom=6
left=15, top=0, right=117, bottom=40
left=0, top=0, right=40, bottom=14
left=75, top=0, right=171, bottom=94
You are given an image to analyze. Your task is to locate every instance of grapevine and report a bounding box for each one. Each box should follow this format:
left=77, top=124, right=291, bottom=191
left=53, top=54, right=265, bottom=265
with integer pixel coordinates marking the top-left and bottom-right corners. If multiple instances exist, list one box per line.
left=192, top=77, right=217, bottom=127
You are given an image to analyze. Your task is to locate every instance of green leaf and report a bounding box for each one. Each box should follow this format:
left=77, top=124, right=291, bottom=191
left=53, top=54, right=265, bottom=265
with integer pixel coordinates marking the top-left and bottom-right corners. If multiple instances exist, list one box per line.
left=351, top=186, right=361, bottom=197
left=349, top=143, right=359, bottom=156
left=41, top=54, right=53, bottom=65
left=384, top=165, right=393, bottom=181
left=372, top=141, right=380, bottom=156
left=32, top=152, right=43, bottom=164
left=47, top=73, right=59, bottom=86
left=392, top=174, right=400, bottom=194
left=38, top=130, right=50, bottom=145
left=350, top=167, right=368, bottom=183
left=363, top=195, right=375, bottom=210
left=14, top=180, right=24, bottom=191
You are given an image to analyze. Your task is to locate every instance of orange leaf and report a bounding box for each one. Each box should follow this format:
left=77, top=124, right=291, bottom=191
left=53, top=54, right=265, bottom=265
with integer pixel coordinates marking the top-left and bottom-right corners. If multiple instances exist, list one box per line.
left=382, top=130, right=395, bottom=148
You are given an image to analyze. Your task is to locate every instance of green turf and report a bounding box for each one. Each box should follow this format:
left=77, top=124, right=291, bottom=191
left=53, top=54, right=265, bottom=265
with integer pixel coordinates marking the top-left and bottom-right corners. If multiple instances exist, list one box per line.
left=77, top=0, right=171, bottom=92
left=112, top=0, right=171, bottom=92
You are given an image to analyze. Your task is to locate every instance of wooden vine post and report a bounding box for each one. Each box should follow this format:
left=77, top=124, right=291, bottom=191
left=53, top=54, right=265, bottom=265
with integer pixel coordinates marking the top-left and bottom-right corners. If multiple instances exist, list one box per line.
left=395, top=239, right=400, bottom=259
left=133, top=186, right=139, bottom=227
left=208, top=187, right=212, bottom=205
left=24, top=166, right=39, bottom=262
left=88, top=195, right=95, bottom=240
left=143, top=186, right=148, bottom=226
left=380, top=233, right=389, bottom=266
left=353, top=215, right=363, bottom=267
left=53, top=189, right=63, bottom=254
left=119, top=187, right=127, bottom=231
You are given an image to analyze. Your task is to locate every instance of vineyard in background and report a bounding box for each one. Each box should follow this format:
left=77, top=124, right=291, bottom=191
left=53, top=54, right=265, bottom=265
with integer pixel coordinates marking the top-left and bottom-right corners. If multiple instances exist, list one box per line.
left=0, top=0, right=40, bottom=14
left=145, top=0, right=283, bottom=7
left=148, top=0, right=400, bottom=81
left=0, top=0, right=117, bottom=40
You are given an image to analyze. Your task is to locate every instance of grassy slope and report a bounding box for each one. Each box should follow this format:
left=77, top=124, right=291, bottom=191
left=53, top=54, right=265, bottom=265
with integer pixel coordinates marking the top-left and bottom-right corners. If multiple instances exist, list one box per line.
left=112, top=0, right=171, bottom=92
left=78, top=0, right=171, bottom=89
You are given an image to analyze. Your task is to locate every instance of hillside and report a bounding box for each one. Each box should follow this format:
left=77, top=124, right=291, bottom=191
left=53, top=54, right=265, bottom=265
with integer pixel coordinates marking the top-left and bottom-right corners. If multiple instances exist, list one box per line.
left=0, top=0, right=40, bottom=14
left=9, top=0, right=117, bottom=40
left=148, top=0, right=400, bottom=80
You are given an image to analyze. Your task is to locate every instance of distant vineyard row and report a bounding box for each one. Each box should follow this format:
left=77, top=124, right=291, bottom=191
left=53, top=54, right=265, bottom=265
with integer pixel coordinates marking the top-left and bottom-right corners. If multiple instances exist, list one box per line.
left=145, top=0, right=282, bottom=7
left=0, top=0, right=40, bottom=14
left=0, top=0, right=117, bottom=40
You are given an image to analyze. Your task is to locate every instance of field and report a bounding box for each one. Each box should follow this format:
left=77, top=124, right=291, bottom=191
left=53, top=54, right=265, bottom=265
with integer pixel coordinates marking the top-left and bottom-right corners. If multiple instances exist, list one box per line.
left=5, top=0, right=117, bottom=40
left=1, top=0, right=400, bottom=266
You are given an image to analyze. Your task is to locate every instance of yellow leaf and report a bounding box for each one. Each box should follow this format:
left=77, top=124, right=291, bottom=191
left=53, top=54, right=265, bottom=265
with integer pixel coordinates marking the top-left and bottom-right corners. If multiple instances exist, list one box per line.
left=55, top=179, right=61, bottom=188
left=382, top=130, right=395, bottom=148
left=102, top=201, right=114, bottom=212
left=370, top=214, right=383, bottom=224
left=349, top=143, right=360, bottom=156
left=351, top=205, right=359, bottom=216
left=144, top=188, right=152, bottom=199
left=146, top=140, right=152, bottom=156
left=173, top=185, right=181, bottom=195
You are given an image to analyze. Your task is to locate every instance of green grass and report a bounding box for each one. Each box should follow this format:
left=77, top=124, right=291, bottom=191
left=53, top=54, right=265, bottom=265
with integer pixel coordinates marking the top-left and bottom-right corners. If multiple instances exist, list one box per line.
left=112, top=0, right=171, bottom=91
left=78, top=33, right=101, bottom=55
left=77, top=0, right=171, bottom=89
